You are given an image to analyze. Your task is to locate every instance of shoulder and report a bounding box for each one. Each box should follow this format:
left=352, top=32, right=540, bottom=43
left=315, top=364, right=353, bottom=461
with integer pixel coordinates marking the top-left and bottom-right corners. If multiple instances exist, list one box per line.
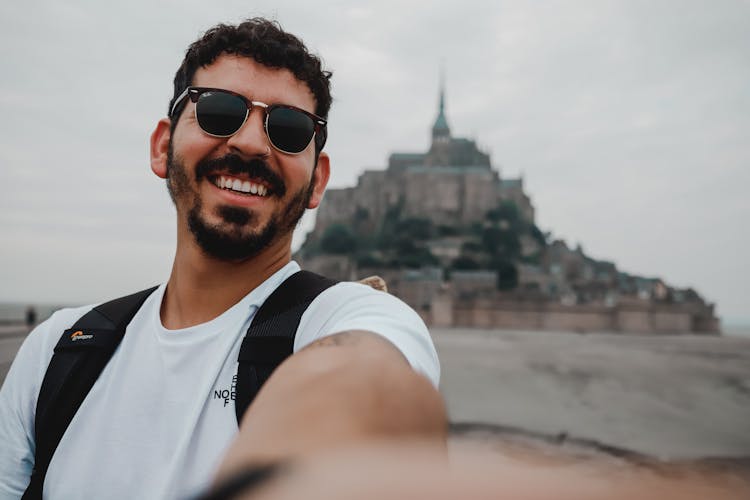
left=32, top=304, right=95, bottom=347
left=300, top=281, right=424, bottom=333
left=295, top=281, right=440, bottom=387
left=9, top=304, right=95, bottom=384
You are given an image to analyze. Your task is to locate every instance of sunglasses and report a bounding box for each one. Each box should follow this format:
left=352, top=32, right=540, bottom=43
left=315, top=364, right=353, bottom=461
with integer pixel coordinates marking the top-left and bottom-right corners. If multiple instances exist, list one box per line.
left=170, top=87, right=327, bottom=155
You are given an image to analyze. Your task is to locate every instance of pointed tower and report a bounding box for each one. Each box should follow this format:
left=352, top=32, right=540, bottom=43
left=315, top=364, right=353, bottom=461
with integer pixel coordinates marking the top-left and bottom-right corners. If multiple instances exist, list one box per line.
left=431, top=68, right=451, bottom=144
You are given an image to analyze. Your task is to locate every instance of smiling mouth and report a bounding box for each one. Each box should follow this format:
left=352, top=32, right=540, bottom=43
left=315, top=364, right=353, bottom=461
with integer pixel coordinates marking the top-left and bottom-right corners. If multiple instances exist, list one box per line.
left=210, top=175, right=270, bottom=197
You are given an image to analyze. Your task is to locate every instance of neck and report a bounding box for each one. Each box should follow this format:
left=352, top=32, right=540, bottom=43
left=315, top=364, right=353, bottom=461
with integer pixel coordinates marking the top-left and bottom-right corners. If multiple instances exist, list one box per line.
left=160, top=230, right=293, bottom=329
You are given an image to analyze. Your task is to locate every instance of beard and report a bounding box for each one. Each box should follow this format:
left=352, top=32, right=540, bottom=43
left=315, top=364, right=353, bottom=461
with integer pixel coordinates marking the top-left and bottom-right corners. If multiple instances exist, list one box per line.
left=166, top=145, right=314, bottom=261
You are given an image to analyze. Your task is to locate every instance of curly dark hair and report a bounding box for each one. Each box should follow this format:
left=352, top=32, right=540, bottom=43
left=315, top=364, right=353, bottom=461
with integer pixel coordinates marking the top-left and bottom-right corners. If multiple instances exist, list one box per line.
left=168, top=18, right=332, bottom=131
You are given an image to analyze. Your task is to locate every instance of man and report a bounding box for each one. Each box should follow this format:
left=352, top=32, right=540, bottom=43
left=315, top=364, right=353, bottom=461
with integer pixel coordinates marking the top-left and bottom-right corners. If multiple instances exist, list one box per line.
left=0, top=18, right=443, bottom=499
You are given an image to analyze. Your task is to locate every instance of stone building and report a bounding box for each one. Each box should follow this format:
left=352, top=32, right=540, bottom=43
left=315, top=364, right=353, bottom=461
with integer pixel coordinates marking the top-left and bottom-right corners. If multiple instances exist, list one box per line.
left=299, top=81, right=720, bottom=334
left=310, top=81, right=534, bottom=239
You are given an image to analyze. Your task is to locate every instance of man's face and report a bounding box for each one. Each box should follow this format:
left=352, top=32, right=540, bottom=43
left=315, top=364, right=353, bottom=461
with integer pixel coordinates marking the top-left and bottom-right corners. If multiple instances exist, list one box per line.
left=161, top=54, right=328, bottom=261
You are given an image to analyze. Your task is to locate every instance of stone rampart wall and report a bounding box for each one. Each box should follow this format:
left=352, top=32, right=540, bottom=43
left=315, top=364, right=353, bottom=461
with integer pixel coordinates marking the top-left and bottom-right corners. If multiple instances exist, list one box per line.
left=444, top=300, right=718, bottom=334
left=297, top=256, right=719, bottom=334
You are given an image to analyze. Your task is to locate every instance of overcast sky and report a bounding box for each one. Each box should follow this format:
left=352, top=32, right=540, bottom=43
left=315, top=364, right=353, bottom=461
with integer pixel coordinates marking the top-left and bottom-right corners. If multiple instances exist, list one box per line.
left=1, top=0, right=748, bottom=323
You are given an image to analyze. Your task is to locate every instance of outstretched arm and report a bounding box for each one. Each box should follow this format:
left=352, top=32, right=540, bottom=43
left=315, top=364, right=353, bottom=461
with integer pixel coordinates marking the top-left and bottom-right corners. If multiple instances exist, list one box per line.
left=214, top=330, right=447, bottom=484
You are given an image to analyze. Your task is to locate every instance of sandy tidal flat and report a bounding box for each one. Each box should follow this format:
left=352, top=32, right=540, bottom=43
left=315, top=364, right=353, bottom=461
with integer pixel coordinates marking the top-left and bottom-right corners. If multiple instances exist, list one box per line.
left=434, top=328, right=750, bottom=459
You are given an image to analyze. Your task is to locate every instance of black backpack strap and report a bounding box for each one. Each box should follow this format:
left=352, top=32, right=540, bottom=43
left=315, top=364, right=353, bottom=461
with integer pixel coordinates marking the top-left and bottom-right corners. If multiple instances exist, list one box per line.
left=23, top=286, right=158, bottom=500
left=235, top=271, right=337, bottom=423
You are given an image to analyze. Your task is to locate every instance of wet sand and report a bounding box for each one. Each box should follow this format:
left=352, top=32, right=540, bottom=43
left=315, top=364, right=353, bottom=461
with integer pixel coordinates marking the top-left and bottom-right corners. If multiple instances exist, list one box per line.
left=434, top=328, right=750, bottom=459
left=433, top=328, right=750, bottom=495
left=0, top=326, right=27, bottom=383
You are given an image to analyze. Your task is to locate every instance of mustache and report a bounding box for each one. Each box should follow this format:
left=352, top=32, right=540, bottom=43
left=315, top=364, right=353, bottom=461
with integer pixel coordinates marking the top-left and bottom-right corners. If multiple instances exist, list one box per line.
left=195, top=154, right=286, bottom=197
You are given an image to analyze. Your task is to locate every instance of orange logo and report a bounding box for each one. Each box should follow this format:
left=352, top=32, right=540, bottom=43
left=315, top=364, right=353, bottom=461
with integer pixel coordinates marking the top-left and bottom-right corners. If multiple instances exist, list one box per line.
left=70, top=330, right=93, bottom=341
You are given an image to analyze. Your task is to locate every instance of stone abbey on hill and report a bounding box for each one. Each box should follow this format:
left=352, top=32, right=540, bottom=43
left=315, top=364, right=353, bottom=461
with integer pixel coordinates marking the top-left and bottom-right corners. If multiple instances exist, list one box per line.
left=298, top=81, right=718, bottom=334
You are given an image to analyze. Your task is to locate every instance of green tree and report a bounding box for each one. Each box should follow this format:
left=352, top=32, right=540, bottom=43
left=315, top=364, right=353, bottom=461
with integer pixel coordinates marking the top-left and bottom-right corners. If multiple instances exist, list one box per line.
left=529, top=224, right=547, bottom=247
left=486, top=201, right=523, bottom=232
left=451, top=256, right=481, bottom=270
left=494, top=258, right=519, bottom=290
left=481, top=226, right=521, bottom=260
left=396, top=217, right=433, bottom=240
left=437, top=224, right=458, bottom=236
left=376, top=204, right=403, bottom=250
left=400, top=247, right=440, bottom=268
left=351, top=206, right=371, bottom=236
left=461, top=241, right=483, bottom=253
left=356, top=253, right=383, bottom=268
left=320, top=224, right=357, bottom=254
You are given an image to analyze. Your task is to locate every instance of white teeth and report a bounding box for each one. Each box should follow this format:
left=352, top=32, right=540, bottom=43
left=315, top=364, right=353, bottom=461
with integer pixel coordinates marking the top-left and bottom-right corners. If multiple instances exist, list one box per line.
left=215, top=176, right=268, bottom=196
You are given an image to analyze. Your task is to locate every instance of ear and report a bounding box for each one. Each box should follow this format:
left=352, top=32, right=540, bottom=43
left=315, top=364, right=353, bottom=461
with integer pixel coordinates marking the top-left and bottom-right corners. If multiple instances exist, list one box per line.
left=307, top=152, right=330, bottom=210
left=150, top=118, right=172, bottom=179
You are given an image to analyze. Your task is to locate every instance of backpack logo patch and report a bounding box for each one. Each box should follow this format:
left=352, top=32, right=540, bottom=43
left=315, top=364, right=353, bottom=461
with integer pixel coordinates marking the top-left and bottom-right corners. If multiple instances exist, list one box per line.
left=70, top=330, right=94, bottom=341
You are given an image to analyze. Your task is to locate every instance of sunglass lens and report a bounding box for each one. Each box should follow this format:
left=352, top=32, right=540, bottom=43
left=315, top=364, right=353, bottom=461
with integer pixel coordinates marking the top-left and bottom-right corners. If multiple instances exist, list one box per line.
left=267, top=107, right=315, bottom=153
left=196, top=92, right=247, bottom=136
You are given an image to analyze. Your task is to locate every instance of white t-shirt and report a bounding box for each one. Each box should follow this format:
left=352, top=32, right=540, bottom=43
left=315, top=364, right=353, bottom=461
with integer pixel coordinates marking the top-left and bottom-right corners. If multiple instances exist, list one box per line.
left=0, top=262, right=439, bottom=500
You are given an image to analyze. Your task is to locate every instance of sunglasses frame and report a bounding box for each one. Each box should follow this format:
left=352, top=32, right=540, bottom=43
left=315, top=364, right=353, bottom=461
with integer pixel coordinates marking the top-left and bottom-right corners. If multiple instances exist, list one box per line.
left=170, top=86, right=327, bottom=154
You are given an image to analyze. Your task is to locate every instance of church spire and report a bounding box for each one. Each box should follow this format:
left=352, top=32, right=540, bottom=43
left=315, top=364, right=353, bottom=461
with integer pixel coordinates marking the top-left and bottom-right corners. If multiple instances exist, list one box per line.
left=438, top=67, right=446, bottom=115
left=432, top=65, right=450, bottom=142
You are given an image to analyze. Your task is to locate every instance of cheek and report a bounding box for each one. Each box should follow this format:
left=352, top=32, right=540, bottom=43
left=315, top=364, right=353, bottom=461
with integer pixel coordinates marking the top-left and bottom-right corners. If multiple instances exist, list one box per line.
left=172, top=126, right=222, bottom=167
left=277, top=151, right=314, bottom=180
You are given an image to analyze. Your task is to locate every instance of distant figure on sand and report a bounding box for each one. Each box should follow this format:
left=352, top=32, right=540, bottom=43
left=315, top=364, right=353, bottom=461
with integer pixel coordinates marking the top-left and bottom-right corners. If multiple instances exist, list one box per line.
left=24, top=306, right=36, bottom=329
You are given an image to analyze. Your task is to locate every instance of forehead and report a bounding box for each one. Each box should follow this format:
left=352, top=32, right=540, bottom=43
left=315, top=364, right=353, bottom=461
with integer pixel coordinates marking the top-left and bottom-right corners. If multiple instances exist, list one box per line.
left=192, top=54, right=316, bottom=113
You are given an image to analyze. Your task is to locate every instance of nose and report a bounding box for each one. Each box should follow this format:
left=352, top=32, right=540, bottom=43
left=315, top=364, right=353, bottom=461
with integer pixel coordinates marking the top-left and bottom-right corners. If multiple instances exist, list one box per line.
left=225, top=104, right=270, bottom=158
